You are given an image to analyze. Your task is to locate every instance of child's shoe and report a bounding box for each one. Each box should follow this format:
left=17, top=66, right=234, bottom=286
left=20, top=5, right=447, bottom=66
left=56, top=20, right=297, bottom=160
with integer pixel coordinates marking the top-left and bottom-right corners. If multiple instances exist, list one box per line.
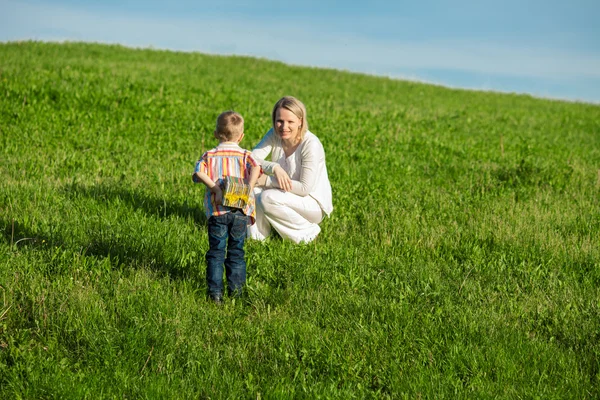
left=209, top=293, right=223, bottom=305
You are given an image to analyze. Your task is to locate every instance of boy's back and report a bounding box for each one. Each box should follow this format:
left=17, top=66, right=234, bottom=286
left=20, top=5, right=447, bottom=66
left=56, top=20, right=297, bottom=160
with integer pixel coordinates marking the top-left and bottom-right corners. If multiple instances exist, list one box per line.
left=192, top=111, right=260, bottom=303
left=195, top=142, right=259, bottom=223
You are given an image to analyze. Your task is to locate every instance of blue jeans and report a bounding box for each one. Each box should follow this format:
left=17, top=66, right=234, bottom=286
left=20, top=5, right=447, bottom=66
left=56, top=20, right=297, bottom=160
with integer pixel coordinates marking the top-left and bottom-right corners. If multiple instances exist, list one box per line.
left=206, top=210, right=248, bottom=298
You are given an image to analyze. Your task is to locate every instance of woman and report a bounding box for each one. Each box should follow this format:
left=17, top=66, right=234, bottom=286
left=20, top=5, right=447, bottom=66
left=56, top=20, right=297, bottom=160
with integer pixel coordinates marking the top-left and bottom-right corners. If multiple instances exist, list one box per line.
left=248, top=96, right=333, bottom=243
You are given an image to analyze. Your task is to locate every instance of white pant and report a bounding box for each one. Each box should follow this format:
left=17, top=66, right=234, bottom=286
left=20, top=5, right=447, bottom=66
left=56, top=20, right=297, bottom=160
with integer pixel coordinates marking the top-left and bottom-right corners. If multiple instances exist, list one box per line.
left=248, top=188, right=323, bottom=244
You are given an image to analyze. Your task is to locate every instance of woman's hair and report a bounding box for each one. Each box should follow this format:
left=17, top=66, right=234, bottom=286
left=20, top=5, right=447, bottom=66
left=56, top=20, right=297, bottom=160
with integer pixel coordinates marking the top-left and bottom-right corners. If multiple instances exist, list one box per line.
left=272, top=96, right=309, bottom=141
left=215, top=111, right=244, bottom=141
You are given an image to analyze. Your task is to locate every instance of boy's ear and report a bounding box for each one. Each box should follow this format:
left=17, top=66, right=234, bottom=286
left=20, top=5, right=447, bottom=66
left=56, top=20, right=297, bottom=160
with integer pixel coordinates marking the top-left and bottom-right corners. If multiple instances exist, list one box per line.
left=237, top=132, right=245, bottom=143
left=213, top=130, right=219, bottom=139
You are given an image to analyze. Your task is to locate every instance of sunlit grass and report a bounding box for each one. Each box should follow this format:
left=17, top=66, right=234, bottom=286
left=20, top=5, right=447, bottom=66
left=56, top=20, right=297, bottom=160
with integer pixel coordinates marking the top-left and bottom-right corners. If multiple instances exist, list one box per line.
left=1, top=41, right=599, bottom=398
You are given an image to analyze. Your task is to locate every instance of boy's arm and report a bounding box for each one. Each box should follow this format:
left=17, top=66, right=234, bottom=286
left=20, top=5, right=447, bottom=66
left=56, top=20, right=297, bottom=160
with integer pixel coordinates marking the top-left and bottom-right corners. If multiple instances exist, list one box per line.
left=248, top=165, right=261, bottom=190
left=193, top=171, right=223, bottom=204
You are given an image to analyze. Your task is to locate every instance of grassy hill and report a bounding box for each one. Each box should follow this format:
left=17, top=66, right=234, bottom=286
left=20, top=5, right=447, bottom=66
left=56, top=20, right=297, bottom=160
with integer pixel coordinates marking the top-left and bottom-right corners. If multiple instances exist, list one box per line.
left=1, top=41, right=599, bottom=398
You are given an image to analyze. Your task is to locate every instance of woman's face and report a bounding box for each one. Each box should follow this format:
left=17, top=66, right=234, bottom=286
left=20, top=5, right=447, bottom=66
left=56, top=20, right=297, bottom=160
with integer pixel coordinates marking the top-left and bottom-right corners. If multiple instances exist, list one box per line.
left=275, top=107, right=302, bottom=142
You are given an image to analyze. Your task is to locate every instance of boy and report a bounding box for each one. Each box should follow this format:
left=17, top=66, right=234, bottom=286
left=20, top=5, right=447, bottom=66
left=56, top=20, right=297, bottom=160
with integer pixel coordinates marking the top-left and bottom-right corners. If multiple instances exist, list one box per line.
left=192, top=111, right=261, bottom=304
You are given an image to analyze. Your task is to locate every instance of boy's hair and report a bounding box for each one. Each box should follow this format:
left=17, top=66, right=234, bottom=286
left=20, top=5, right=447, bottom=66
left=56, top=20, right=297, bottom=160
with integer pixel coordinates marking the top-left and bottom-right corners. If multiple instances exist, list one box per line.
left=272, top=96, right=309, bottom=141
left=215, top=111, right=244, bottom=141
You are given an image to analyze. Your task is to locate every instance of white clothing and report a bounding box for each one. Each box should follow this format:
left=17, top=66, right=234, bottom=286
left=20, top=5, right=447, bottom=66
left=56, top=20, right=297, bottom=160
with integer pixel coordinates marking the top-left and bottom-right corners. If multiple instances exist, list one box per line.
left=249, top=129, right=333, bottom=243
left=248, top=187, right=323, bottom=243
left=252, top=129, right=333, bottom=215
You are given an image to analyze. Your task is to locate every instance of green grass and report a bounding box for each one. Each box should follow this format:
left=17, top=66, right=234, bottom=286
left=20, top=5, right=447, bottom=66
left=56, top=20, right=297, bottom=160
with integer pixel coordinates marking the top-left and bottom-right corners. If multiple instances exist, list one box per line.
left=1, top=40, right=599, bottom=398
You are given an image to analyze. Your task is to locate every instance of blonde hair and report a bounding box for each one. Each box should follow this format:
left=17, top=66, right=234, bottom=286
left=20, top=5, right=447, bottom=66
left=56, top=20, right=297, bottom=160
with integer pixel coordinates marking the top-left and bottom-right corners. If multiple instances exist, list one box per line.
left=215, top=111, right=244, bottom=141
left=272, top=96, right=309, bottom=142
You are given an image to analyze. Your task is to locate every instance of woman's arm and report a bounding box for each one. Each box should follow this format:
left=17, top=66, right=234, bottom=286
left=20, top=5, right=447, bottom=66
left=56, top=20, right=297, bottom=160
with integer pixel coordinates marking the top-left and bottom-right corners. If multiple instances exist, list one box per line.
left=252, top=128, right=294, bottom=191
left=289, top=137, right=322, bottom=196
left=251, top=129, right=279, bottom=175
left=262, top=134, right=324, bottom=196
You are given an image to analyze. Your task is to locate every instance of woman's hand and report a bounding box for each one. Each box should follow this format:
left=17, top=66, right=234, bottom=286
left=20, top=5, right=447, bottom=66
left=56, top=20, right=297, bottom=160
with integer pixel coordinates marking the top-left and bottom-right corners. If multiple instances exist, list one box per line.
left=273, top=164, right=292, bottom=192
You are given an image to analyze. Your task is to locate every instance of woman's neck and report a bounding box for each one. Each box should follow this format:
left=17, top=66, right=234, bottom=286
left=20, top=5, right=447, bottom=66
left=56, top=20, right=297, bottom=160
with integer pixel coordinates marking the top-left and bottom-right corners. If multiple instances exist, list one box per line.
left=282, top=136, right=301, bottom=149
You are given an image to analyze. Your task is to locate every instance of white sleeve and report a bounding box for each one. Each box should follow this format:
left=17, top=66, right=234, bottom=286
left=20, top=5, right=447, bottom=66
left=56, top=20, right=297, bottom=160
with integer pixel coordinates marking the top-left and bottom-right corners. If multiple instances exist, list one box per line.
left=288, top=137, right=322, bottom=196
left=251, top=129, right=279, bottom=175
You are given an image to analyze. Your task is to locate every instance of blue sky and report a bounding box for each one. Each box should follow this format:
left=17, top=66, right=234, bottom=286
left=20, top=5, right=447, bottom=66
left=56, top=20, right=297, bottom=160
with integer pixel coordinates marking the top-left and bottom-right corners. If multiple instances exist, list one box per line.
left=1, top=0, right=599, bottom=103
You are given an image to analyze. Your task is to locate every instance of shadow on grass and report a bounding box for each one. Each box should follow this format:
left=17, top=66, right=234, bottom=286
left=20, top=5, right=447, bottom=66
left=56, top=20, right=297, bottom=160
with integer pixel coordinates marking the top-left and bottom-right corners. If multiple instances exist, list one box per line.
left=1, top=217, right=56, bottom=249
left=61, top=181, right=207, bottom=226
left=83, top=231, right=199, bottom=281
left=0, top=215, right=202, bottom=283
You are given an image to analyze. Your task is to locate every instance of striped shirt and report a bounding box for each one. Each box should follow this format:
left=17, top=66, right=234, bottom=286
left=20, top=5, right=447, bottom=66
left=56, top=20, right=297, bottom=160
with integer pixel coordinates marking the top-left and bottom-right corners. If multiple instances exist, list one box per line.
left=194, top=142, right=259, bottom=223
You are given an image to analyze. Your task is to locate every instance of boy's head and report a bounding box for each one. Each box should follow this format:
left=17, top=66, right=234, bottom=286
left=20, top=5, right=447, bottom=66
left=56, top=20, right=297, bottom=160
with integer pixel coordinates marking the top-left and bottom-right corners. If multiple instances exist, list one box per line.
left=214, top=111, right=244, bottom=142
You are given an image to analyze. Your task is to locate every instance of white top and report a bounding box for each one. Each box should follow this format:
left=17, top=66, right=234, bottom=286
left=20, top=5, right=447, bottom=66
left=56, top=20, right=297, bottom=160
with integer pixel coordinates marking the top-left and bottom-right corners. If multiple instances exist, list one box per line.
left=252, top=128, right=334, bottom=216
